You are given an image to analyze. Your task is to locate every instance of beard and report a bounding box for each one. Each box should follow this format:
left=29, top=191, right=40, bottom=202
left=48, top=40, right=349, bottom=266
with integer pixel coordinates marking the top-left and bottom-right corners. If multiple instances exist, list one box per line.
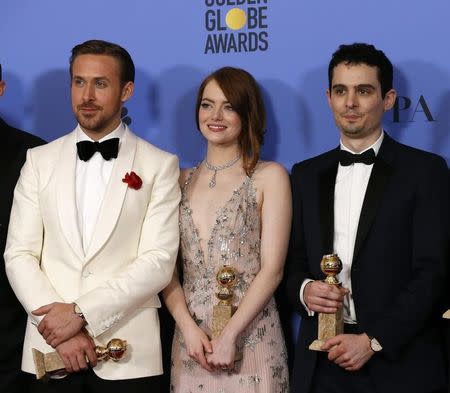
left=76, top=112, right=106, bottom=133
left=336, top=111, right=365, bottom=136
left=74, top=103, right=121, bottom=136
left=340, top=123, right=364, bottom=136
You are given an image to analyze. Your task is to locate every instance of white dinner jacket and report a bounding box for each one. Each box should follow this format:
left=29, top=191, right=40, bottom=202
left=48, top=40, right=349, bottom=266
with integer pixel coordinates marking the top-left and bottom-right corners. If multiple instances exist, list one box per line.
left=4, top=125, right=180, bottom=380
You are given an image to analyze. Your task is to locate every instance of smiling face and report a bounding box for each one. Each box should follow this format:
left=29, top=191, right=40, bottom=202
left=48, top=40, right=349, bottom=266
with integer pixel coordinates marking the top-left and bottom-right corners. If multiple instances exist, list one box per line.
left=198, top=79, right=242, bottom=148
left=327, top=62, right=396, bottom=149
left=71, top=54, right=133, bottom=140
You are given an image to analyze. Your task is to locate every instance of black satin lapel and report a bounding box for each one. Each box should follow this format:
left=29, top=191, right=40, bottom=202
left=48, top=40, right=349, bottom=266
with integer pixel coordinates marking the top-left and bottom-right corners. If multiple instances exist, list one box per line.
left=319, top=161, right=339, bottom=255
left=353, top=154, right=394, bottom=263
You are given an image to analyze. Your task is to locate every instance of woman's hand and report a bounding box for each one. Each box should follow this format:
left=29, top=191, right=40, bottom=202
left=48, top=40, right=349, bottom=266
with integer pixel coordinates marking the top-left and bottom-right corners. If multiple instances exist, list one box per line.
left=181, top=323, right=214, bottom=371
left=206, top=331, right=237, bottom=372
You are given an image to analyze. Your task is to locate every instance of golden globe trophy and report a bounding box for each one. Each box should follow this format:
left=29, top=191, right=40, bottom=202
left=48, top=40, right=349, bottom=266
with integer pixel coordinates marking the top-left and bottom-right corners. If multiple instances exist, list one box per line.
left=32, top=338, right=127, bottom=380
left=309, top=254, right=344, bottom=351
left=212, top=265, right=242, bottom=361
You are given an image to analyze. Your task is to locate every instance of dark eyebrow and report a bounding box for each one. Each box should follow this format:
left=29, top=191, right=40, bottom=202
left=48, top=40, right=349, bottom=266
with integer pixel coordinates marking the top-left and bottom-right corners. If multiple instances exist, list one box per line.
left=93, top=76, right=110, bottom=82
left=201, top=97, right=231, bottom=104
left=331, top=83, right=376, bottom=90
left=71, top=75, right=110, bottom=82
left=356, top=84, right=376, bottom=90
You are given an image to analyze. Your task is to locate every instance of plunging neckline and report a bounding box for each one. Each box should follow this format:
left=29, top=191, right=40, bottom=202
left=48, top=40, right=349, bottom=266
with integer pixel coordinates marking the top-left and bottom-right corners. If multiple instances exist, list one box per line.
left=181, top=168, right=251, bottom=265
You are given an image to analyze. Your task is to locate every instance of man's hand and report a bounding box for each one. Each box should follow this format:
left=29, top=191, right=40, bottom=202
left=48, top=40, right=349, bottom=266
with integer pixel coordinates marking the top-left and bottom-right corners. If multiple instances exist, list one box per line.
left=322, top=333, right=374, bottom=371
left=33, top=302, right=85, bottom=348
left=56, top=331, right=97, bottom=373
left=304, top=281, right=349, bottom=313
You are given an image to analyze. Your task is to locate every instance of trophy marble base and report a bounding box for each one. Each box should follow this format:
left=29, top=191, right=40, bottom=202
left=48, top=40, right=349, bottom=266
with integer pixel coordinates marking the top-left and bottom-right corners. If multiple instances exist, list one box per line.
left=212, top=304, right=236, bottom=338
left=309, top=339, right=326, bottom=351
left=212, top=304, right=242, bottom=361
left=32, top=348, right=66, bottom=380
left=309, top=308, right=343, bottom=352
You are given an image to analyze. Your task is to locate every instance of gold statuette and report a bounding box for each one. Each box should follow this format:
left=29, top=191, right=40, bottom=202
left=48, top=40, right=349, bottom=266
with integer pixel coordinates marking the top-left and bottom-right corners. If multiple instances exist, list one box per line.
left=32, top=338, right=127, bottom=380
left=212, top=265, right=242, bottom=361
left=309, top=254, right=344, bottom=351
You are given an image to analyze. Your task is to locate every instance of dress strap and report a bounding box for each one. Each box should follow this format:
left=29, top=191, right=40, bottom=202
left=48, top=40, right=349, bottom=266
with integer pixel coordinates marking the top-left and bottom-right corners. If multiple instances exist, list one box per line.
left=181, top=163, right=201, bottom=194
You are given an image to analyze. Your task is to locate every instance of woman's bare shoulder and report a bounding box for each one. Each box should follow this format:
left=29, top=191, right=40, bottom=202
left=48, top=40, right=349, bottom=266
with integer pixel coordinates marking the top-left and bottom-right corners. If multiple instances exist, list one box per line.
left=253, top=160, right=289, bottom=181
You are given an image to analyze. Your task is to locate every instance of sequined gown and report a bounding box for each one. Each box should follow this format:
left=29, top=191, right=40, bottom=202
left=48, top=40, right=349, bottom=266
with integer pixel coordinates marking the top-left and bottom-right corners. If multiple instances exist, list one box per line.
left=170, top=169, right=289, bottom=393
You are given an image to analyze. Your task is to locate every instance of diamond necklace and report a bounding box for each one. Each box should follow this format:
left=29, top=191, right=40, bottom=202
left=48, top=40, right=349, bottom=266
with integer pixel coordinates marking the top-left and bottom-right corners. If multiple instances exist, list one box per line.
left=204, top=154, right=241, bottom=188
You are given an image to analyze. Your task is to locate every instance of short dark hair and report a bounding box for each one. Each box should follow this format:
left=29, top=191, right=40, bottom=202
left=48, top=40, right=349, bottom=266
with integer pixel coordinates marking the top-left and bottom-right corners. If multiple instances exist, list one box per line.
left=195, top=66, right=266, bottom=176
left=69, top=40, right=135, bottom=85
left=328, top=43, right=393, bottom=98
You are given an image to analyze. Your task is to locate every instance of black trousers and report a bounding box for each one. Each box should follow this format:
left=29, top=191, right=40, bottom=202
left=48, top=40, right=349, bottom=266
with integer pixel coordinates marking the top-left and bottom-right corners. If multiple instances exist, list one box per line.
left=27, top=369, right=162, bottom=393
left=309, top=351, right=376, bottom=393
left=310, top=324, right=447, bottom=393
left=0, top=369, right=28, bottom=393
left=310, top=323, right=376, bottom=393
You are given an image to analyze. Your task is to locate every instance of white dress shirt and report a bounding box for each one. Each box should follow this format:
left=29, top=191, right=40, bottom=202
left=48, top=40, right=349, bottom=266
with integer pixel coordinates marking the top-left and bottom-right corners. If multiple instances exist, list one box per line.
left=300, top=132, right=384, bottom=323
left=76, top=123, right=125, bottom=253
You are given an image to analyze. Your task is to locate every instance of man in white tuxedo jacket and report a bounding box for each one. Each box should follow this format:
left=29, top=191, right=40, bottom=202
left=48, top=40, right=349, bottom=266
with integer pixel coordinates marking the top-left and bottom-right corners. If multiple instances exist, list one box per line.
left=4, top=40, right=180, bottom=392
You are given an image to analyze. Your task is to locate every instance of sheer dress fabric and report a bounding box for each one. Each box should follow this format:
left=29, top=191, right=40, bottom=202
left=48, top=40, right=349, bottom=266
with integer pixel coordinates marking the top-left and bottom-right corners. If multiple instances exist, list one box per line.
left=170, top=167, right=289, bottom=393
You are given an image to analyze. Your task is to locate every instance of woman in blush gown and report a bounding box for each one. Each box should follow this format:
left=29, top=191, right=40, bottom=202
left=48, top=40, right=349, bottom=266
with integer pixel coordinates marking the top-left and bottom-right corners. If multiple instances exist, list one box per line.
left=162, top=67, right=291, bottom=393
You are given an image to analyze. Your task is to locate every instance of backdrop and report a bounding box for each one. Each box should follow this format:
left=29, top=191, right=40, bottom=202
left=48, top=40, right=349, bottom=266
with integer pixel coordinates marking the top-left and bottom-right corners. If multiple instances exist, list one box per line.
left=1, top=1, right=449, bottom=169
left=1, top=0, right=449, bottom=373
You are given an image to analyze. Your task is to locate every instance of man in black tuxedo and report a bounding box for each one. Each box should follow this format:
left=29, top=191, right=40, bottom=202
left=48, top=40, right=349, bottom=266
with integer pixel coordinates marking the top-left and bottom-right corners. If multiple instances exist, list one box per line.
left=0, top=63, right=45, bottom=393
left=287, top=43, right=449, bottom=393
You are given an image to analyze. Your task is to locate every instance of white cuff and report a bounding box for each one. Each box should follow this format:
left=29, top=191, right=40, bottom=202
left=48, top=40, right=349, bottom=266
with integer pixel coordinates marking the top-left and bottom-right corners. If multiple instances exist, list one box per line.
left=84, top=323, right=94, bottom=336
left=300, top=279, right=315, bottom=316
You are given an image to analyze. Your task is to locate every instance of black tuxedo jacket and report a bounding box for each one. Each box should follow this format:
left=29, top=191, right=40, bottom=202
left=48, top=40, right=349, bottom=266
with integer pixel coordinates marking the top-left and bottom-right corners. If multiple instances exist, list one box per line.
left=287, top=133, right=449, bottom=393
left=0, top=117, right=44, bottom=392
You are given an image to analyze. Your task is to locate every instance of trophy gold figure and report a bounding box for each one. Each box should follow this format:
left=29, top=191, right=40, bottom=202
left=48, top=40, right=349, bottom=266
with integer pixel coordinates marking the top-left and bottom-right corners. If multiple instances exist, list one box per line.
left=309, top=254, right=344, bottom=351
left=212, top=265, right=242, bottom=361
left=32, top=338, right=127, bottom=380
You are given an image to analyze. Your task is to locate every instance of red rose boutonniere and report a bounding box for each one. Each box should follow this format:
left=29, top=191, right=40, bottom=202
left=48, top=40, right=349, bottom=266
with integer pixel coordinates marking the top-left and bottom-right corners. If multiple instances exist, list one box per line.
left=122, top=171, right=142, bottom=190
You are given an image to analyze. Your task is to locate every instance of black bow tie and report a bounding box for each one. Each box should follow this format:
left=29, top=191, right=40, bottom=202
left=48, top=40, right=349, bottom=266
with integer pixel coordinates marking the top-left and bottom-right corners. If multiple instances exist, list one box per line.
left=76, top=138, right=119, bottom=161
left=339, top=148, right=376, bottom=166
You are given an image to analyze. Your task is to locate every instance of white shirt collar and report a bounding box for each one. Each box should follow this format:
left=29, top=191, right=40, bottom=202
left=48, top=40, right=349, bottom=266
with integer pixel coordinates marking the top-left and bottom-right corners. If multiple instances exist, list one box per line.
left=340, top=130, right=384, bottom=157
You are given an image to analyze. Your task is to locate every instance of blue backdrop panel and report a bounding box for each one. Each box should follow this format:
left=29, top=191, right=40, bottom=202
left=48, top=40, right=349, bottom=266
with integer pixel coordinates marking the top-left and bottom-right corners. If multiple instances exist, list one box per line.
left=1, top=0, right=449, bottom=169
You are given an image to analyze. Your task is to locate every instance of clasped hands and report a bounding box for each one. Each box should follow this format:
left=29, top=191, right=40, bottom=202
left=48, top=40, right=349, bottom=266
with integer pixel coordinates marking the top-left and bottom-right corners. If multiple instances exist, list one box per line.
left=32, top=302, right=97, bottom=373
left=304, top=281, right=375, bottom=371
left=181, top=321, right=236, bottom=372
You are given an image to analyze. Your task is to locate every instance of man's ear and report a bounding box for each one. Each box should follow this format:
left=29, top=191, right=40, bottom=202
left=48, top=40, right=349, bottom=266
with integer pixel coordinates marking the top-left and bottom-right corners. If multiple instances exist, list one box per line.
left=383, top=88, right=397, bottom=111
left=121, top=81, right=134, bottom=103
left=326, top=89, right=332, bottom=108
